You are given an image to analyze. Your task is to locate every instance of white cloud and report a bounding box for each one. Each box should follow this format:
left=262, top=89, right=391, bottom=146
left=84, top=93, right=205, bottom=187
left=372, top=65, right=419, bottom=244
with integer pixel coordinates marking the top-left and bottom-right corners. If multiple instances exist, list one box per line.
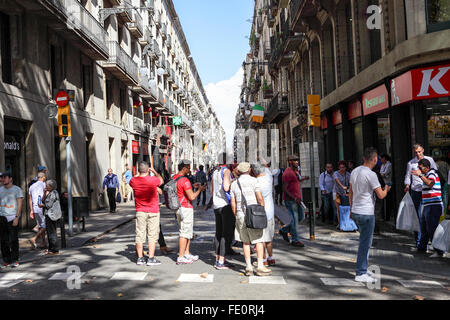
left=205, top=68, right=243, bottom=150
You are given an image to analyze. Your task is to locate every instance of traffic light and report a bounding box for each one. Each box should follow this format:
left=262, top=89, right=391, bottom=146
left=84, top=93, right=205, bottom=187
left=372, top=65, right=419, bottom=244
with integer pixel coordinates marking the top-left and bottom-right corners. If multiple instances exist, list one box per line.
left=58, top=105, right=71, bottom=137
left=307, top=95, right=321, bottom=128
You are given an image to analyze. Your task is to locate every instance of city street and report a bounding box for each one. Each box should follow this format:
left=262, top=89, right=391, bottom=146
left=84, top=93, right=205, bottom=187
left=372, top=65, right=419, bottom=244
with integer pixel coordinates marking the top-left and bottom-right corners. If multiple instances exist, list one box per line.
left=1, top=197, right=449, bottom=300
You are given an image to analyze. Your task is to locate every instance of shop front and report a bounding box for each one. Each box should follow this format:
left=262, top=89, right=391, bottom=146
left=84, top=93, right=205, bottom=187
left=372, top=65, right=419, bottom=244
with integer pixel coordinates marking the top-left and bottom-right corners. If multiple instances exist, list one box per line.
left=347, top=100, right=363, bottom=166
left=132, top=140, right=140, bottom=176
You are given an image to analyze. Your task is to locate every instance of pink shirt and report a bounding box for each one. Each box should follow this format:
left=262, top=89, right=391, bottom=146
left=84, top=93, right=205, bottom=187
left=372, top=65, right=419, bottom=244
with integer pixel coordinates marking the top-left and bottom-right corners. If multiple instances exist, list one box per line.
left=129, top=176, right=161, bottom=213
left=283, top=167, right=302, bottom=201
left=173, top=174, right=193, bottom=209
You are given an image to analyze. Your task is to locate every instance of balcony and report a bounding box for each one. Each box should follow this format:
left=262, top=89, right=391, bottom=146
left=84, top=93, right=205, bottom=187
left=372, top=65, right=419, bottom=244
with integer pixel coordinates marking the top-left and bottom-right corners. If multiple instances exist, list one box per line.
left=147, top=0, right=155, bottom=15
left=265, top=93, right=289, bottom=123
left=155, top=11, right=161, bottom=28
left=128, top=11, right=143, bottom=38
left=168, top=69, right=175, bottom=84
left=264, top=41, right=271, bottom=60
left=32, top=0, right=109, bottom=60
left=161, top=23, right=167, bottom=40
left=166, top=34, right=172, bottom=49
left=133, top=116, right=144, bottom=133
left=270, top=0, right=280, bottom=15
left=132, top=68, right=151, bottom=96
left=102, top=41, right=138, bottom=86
left=139, top=27, right=152, bottom=47
left=149, top=39, right=160, bottom=59
left=114, top=0, right=132, bottom=23
left=268, top=9, right=276, bottom=27
left=256, top=15, right=263, bottom=33
left=173, top=76, right=179, bottom=89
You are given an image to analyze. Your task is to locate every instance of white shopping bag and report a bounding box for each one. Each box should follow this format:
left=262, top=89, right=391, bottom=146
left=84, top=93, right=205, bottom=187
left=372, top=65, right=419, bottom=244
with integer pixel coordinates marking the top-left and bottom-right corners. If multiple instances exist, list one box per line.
left=432, top=220, right=450, bottom=252
left=396, top=193, right=420, bottom=232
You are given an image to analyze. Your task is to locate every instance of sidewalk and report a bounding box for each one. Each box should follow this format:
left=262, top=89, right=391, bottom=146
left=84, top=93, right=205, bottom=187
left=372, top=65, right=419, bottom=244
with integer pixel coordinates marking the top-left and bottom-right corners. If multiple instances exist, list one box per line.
left=18, top=201, right=137, bottom=263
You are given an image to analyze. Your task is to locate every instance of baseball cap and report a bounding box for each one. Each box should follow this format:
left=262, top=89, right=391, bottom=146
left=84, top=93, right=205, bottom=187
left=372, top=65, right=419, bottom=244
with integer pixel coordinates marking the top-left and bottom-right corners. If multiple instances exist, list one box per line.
left=288, top=154, right=300, bottom=161
left=38, top=165, right=47, bottom=172
left=179, top=159, right=191, bottom=166
left=237, top=162, right=251, bottom=173
left=0, top=172, right=12, bottom=178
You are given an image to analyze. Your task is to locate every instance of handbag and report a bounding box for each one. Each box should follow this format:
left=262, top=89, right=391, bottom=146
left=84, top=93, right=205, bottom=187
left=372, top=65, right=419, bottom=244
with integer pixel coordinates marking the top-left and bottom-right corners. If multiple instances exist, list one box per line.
left=45, top=190, right=62, bottom=221
left=236, top=178, right=267, bottom=229
left=116, top=192, right=122, bottom=203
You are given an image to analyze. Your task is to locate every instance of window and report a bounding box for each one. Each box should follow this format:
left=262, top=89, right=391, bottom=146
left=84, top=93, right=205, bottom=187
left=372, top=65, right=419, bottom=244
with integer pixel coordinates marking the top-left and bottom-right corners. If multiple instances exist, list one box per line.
left=345, top=3, right=355, bottom=78
left=0, top=12, right=12, bottom=84
left=106, top=79, right=113, bottom=119
left=427, top=0, right=450, bottom=32
left=82, top=63, right=93, bottom=110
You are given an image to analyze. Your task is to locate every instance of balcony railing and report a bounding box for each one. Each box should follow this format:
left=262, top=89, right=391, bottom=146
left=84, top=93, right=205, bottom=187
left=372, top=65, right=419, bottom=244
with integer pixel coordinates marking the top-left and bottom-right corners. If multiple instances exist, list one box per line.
left=167, top=34, right=172, bottom=49
left=104, top=41, right=138, bottom=85
left=289, top=0, right=303, bottom=28
left=161, top=23, right=167, bottom=39
left=128, top=11, right=143, bottom=38
left=147, top=0, right=155, bottom=15
left=41, top=0, right=109, bottom=59
left=139, top=27, right=152, bottom=46
left=265, top=93, right=289, bottom=123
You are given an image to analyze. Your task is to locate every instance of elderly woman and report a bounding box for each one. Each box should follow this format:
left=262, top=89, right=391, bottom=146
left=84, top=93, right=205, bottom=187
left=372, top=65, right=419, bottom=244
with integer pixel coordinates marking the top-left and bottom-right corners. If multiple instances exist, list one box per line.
left=40, top=180, right=61, bottom=255
left=252, top=163, right=276, bottom=266
left=334, top=161, right=351, bottom=229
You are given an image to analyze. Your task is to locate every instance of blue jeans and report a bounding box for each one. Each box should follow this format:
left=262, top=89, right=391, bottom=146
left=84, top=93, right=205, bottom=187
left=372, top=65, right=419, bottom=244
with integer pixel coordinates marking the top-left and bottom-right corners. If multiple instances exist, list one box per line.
left=410, top=190, right=422, bottom=247
left=281, top=200, right=304, bottom=242
left=418, top=204, right=444, bottom=254
left=321, top=193, right=337, bottom=223
left=352, top=213, right=375, bottom=276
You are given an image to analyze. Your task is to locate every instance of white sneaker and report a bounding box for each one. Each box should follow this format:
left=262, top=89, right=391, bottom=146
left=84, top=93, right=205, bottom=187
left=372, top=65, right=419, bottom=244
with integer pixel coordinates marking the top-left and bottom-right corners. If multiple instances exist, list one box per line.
left=176, top=256, right=193, bottom=265
left=185, top=254, right=199, bottom=262
left=355, top=273, right=377, bottom=283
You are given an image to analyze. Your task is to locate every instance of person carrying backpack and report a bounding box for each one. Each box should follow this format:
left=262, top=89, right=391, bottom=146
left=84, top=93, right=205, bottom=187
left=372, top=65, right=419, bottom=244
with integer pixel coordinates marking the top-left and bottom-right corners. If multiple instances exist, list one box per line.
left=167, top=160, right=206, bottom=265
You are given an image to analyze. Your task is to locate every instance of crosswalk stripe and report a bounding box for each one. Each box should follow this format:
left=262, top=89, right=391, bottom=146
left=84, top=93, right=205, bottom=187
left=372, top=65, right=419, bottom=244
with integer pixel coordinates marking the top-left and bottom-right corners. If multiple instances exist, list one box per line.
left=320, top=278, right=366, bottom=287
left=0, top=272, right=28, bottom=280
left=248, top=276, right=286, bottom=285
left=110, top=272, right=148, bottom=281
left=177, top=273, right=214, bottom=283
left=49, top=272, right=86, bottom=281
left=0, top=280, right=24, bottom=288
left=397, top=280, right=444, bottom=288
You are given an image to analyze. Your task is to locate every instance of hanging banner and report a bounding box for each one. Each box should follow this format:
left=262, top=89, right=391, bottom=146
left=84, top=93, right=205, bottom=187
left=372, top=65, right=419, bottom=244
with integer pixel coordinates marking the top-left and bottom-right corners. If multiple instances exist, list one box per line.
left=362, top=84, right=389, bottom=115
left=348, top=100, right=362, bottom=120
left=132, top=140, right=140, bottom=154
left=332, top=109, right=342, bottom=125
left=251, top=105, right=264, bottom=123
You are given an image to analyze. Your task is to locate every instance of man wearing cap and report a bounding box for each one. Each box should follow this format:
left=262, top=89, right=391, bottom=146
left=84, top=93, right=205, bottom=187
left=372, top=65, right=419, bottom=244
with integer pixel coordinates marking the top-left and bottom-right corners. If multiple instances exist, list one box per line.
left=279, top=155, right=308, bottom=247
left=103, top=169, right=120, bottom=213
left=0, top=172, right=24, bottom=268
left=230, top=162, right=271, bottom=277
left=173, top=160, right=207, bottom=265
left=28, top=172, right=47, bottom=249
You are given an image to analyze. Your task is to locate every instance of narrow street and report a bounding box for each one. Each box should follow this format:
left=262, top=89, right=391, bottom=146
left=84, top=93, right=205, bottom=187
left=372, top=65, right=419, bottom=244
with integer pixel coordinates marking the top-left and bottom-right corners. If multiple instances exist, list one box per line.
left=1, top=195, right=449, bottom=300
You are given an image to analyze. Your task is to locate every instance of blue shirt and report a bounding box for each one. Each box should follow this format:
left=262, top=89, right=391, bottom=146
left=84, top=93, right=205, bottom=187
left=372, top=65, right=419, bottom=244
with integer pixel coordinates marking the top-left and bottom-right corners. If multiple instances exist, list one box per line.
left=124, top=170, right=132, bottom=184
left=319, top=171, right=335, bottom=194
left=103, top=174, right=119, bottom=189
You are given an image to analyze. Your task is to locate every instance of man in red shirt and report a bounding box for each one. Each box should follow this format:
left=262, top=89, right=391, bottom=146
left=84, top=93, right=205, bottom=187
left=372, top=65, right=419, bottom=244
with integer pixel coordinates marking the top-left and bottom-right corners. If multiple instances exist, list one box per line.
left=173, top=160, right=207, bottom=264
left=129, top=162, right=164, bottom=266
left=280, top=155, right=309, bottom=247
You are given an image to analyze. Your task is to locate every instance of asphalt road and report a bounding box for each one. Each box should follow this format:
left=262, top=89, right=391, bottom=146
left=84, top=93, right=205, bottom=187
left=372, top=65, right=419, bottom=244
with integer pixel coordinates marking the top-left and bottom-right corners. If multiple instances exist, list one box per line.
left=0, top=202, right=449, bottom=300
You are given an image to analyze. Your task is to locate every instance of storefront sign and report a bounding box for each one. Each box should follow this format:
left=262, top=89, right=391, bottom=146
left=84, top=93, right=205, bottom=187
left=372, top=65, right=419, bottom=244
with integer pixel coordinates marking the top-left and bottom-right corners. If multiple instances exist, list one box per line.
left=321, top=116, right=327, bottom=130
left=132, top=140, right=140, bottom=154
left=4, top=142, right=20, bottom=151
left=412, top=63, right=450, bottom=100
left=332, top=109, right=342, bottom=126
left=362, top=84, right=388, bottom=115
left=348, top=100, right=362, bottom=120
left=391, top=63, right=450, bottom=106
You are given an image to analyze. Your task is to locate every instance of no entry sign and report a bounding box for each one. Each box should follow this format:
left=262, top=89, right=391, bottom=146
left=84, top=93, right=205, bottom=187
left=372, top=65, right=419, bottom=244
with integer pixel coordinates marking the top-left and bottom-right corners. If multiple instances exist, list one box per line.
left=55, top=90, right=69, bottom=107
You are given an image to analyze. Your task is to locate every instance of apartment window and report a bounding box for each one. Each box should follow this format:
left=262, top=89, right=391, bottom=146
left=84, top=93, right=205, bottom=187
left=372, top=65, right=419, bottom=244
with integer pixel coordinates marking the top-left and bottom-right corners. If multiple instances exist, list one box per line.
left=345, top=3, right=355, bottom=79
left=106, top=79, right=113, bottom=119
left=50, top=44, right=64, bottom=93
left=0, top=12, right=12, bottom=84
left=426, top=0, right=450, bottom=32
left=82, top=63, right=93, bottom=110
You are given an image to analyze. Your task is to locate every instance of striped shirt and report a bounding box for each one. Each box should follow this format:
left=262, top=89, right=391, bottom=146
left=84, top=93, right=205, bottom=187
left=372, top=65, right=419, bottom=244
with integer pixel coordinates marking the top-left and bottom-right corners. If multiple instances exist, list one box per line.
left=422, top=169, right=442, bottom=207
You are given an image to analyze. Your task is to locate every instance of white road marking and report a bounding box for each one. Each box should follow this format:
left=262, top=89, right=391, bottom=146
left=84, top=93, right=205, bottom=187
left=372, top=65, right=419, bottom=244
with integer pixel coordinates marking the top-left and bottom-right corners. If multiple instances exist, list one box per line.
left=49, top=272, right=86, bottom=281
left=320, top=278, right=366, bottom=287
left=0, top=280, right=24, bottom=288
left=0, top=272, right=28, bottom=280
left=248, top=276, right=286, bottom=285
left=177, top=273, right=214, bottom=283
left=110, top=272, right=148, bottom=281
left=397, top=280, right=444, bottom=288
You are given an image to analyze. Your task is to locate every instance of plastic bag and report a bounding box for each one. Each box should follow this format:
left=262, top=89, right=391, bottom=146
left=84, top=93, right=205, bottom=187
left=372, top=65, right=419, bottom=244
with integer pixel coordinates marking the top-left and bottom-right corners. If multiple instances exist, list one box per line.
left=432, top=220, right=450, bottom=252
left=339, top=206, right=358, bottom=232
left=396, top=193, right=419, bottom=232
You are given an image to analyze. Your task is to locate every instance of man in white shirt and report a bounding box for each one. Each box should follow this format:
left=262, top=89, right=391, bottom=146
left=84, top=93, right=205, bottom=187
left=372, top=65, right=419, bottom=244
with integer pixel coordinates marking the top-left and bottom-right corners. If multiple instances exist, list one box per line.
left=349, top=148, right=390, bottom=283
left=404, top=144, right=437, bottom=246
left=28, top=172, right=47, bottom=249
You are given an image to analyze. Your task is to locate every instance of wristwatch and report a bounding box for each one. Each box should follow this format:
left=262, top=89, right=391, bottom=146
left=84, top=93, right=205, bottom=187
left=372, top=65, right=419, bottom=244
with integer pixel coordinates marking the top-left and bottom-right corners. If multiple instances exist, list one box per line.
left=419, top=174, right=424, bottom=178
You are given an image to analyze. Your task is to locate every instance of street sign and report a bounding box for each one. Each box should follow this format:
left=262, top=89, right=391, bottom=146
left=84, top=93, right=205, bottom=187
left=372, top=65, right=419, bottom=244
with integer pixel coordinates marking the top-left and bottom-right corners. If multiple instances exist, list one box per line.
left=55, top=90, right=69, bottom=107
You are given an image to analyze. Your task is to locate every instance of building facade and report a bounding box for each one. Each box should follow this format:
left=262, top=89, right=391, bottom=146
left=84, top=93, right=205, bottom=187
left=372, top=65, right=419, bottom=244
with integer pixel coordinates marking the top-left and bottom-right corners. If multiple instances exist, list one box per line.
left=0, top=0, right=225, bottom=230
left=239, top=0, right=449, bottom=212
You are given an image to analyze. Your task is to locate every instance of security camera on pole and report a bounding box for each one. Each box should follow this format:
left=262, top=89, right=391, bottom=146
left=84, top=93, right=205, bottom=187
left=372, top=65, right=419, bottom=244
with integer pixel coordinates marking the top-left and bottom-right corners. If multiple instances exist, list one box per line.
left=56, top=89, right=74, bottom=237
left=307, top=94, right=321, bottom=240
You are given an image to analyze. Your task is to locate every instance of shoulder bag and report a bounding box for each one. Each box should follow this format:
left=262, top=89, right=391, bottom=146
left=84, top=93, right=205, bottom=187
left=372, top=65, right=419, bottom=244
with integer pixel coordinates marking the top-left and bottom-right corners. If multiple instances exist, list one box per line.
left=237, top=178, right=267, bottom=229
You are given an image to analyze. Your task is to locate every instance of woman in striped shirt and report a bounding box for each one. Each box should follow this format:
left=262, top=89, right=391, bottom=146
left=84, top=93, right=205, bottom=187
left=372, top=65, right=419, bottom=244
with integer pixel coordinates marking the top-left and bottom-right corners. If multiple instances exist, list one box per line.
left=412, top=159, right=444, bottom=258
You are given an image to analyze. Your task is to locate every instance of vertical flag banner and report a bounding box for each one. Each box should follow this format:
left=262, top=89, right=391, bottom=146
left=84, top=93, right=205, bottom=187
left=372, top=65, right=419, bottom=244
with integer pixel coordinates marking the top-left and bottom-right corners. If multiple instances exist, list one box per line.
left=251, top=104, right=264, bottom=123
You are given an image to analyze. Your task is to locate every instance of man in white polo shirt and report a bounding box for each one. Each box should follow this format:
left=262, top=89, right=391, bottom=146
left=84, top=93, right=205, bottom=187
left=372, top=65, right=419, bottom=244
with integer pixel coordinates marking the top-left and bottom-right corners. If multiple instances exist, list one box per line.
left=349, top=148, right=390, bottom=283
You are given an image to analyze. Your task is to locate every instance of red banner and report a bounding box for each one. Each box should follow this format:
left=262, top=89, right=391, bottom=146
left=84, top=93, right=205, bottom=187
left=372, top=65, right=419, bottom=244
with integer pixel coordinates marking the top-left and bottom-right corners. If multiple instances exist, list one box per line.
left=132, top=140, right=140, bottom=154
left=391, top=71, right=413, bottom=106
left=362, top=84, right=389, bottom=115
left=332, top=109, right=342, bottom=126
left=412, top=63, right=450, bottom=101
left=348, top=100, right=362, bottom=120
left=321, top=116, right=328, bottom=130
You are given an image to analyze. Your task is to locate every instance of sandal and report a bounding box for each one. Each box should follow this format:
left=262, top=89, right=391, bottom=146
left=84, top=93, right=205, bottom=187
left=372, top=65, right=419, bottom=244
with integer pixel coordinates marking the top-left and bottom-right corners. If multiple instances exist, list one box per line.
left=28, top=239, right=37, bottom=249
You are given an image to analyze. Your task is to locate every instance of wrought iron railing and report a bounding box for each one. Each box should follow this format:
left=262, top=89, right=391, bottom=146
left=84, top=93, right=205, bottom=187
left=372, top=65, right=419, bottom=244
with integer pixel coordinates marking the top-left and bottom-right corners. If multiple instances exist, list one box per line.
left=128, top=11, right=143, bottom=35
left=265, top=93, right=289, bottom=122
left=106, top=41, right=138, bottom=83
left=43, top=0, right=109, bottom=55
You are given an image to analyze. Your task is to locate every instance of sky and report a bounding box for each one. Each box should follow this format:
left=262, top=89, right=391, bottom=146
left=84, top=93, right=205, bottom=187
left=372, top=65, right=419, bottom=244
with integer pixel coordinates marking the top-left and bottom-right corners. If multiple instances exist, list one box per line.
left=172, top=0, right=254, bottom=150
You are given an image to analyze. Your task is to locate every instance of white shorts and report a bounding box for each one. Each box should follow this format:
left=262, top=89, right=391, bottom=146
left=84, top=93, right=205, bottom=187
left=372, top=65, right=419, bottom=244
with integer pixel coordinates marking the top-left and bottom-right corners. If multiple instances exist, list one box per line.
left=176, top=207, right=194, bottom=239
left=262, top=219, right=275, bottom=242
left=35, top=211, right=46, bottom=229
